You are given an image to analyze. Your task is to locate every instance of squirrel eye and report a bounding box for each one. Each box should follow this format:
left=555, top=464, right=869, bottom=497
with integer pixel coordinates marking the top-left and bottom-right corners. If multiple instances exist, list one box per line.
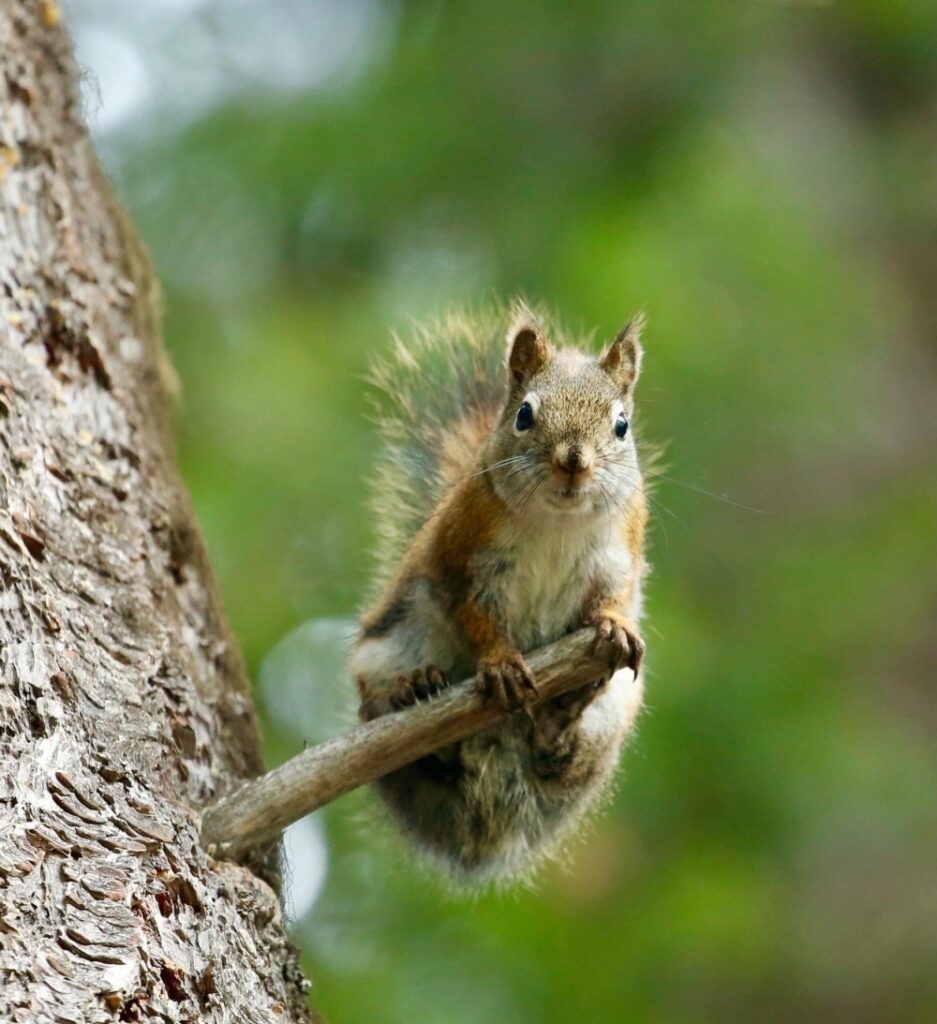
left=515, top=401, right=535, bottom=432
left=614, top=414, right=629, bottom=439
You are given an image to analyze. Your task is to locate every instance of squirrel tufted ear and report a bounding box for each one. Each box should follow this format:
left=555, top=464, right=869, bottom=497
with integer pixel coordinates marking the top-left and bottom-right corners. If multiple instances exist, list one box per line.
left=507, top=305, right=552, bottom=387
left=600, top=313, right=644, bottom=389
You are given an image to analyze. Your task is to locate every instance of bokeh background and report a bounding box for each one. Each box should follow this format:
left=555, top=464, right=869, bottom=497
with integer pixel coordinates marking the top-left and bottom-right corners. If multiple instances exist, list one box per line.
left=65, top=2, right=936, bottom=1021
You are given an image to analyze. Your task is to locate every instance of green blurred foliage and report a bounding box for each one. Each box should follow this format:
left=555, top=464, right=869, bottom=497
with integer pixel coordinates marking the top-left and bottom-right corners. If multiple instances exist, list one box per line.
left=84, top=0, right=936, bottom=1020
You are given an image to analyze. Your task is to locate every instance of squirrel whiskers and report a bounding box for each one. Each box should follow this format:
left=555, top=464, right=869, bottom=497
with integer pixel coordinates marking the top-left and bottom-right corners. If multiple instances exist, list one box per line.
left=351, top=302, right=649, bottom=883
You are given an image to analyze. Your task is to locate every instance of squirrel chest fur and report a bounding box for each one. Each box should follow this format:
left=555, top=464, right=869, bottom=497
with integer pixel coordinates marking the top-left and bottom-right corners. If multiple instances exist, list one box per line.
left=351, top=304, right=649, bottom=883
left=489, top=516, right=636, bottom=650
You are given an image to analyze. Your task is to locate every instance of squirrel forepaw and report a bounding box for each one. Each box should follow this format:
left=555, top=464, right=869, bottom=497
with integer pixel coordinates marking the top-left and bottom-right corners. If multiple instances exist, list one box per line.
left=475, top=650, right=539, bottom=712
left=589, top=614, right=645, bottom=676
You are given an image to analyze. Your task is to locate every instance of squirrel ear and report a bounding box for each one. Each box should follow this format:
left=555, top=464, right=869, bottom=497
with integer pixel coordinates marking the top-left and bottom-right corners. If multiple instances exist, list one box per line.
left=507, top=306, right=551, bottom=386
left=600, top=313, right=644, bottom=389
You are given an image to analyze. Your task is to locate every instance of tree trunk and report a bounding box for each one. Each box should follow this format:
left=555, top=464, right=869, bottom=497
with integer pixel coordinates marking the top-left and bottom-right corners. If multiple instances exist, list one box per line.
left=0, top=5, right=312, bottom=1021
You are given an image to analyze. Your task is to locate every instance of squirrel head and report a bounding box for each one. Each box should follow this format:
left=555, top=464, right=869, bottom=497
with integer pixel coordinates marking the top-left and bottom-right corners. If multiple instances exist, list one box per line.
left=485, top=304, right=644, bottom=517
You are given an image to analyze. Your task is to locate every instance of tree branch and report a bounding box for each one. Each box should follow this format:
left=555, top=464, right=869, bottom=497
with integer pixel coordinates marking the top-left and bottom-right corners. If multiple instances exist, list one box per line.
left=201, top=627, right=622, bottom=856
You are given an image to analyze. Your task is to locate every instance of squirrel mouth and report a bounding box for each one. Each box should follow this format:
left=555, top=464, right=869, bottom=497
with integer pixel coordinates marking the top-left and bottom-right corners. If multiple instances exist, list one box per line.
left=548, top=485, right=588, bottom=506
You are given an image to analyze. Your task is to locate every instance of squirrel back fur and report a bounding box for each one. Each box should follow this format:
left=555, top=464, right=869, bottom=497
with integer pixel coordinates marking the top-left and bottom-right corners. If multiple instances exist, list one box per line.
left=366, top=307, right=522, bottom=589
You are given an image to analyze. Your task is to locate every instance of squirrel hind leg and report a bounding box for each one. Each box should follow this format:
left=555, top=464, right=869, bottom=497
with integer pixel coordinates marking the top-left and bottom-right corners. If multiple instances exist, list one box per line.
left=352, top=617, right=453, bottom=719
left=529, top=675, right=611, bottom=771
left=360, top=664, right=451, bottom=720
left=530, top=668, right=643, bottom=785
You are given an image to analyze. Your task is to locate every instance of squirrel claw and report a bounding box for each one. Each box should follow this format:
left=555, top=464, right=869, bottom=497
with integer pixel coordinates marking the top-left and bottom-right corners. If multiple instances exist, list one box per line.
left=389, top=665, right=450, bottom=710
left=589, top=615, right=645, bottom=676
left=475, top=651, right=539, bottom=712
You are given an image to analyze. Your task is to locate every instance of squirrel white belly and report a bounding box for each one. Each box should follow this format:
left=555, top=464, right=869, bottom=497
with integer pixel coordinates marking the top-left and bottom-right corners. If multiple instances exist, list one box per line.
left=351, top=303, right=649, bottom=883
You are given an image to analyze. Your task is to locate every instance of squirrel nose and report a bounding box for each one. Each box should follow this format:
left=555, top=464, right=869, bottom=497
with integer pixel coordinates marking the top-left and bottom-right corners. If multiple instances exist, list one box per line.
left=552, top=443, right=594, bottom=477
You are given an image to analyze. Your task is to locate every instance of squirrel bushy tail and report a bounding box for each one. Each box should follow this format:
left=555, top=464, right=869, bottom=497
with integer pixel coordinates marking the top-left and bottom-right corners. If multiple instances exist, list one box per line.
left=366, top=304, right=561, bottom=589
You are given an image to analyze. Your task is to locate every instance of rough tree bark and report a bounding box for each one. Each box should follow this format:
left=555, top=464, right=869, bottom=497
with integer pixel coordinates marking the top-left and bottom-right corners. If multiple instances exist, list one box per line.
left=0, top=6, right=312, bottom=1021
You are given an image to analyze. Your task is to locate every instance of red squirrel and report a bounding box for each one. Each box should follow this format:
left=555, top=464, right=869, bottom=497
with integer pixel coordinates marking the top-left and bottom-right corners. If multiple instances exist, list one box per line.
left=351, top=303, right=648, bottom=882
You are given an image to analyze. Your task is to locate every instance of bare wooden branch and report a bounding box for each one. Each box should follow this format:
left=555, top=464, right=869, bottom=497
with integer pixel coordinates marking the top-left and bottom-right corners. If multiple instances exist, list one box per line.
left=201, top=627, right=625, bottom=856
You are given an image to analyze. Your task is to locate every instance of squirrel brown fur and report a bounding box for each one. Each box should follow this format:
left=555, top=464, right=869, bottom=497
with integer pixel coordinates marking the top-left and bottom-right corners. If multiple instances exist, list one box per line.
left=351, top=302, right=649, bottom=883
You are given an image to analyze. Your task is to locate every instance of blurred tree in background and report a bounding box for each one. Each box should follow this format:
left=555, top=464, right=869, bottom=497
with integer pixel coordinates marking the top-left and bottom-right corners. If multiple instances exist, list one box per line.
left=67, top=1, right=935, bottom=1021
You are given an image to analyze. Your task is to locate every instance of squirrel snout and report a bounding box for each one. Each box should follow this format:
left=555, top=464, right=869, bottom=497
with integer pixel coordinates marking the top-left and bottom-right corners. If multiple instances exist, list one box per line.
left=551, top=443, right=594, bottom=479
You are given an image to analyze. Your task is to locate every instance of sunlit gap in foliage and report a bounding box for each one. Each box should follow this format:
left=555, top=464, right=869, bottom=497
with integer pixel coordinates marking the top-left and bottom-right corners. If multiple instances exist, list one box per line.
left=66, top=0, right=397, bottom=140
left=260, top=617, right=357, bottom=923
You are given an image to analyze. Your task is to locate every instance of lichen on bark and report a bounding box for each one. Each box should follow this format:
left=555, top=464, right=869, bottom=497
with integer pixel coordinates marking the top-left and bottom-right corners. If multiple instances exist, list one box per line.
left=0, top=5, right=312, bottom=1021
